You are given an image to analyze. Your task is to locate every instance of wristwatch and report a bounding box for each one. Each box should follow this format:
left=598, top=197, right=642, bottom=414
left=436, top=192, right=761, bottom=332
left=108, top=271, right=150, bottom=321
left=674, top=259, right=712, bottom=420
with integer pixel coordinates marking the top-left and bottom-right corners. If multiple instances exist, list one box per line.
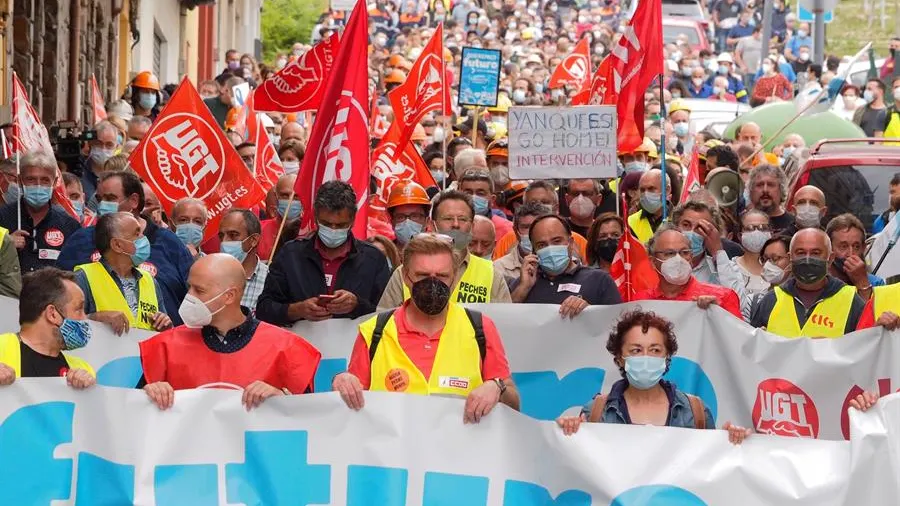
left=493, top=378, right=507, bottom=396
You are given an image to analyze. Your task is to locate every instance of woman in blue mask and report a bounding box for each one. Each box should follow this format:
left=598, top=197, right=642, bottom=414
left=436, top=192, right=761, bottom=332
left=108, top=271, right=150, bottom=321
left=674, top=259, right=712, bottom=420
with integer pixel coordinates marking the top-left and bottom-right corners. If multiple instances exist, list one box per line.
left=556, top=308, right=751, bottom=444
left=128, top=71, right=162, bottom=121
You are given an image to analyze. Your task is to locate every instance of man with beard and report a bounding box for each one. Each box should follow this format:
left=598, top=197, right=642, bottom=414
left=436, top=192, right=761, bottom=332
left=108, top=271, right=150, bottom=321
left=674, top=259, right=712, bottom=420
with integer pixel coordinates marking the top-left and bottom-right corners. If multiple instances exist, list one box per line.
left=747, top=164, right=796, bottom=236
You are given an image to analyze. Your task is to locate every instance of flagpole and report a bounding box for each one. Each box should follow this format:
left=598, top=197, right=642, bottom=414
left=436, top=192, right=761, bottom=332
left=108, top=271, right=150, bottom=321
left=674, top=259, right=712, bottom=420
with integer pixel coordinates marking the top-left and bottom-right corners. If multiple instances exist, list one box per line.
left=658, top=73, right=668, bottom=222
left=471, top=107, right=479, bottom=146
left=268, top=191, right=296, bottom=264
left=440, top=24, right=448, bottom=191
left=12, top=72, right=20, bottom=231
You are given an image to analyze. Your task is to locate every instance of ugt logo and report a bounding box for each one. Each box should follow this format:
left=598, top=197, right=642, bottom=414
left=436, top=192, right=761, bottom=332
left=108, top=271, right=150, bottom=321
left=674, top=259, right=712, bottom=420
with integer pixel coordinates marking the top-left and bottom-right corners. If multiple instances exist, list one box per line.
left=752, top=378, right=819, bottom=438
left=147, top=114, right=225, bottom=203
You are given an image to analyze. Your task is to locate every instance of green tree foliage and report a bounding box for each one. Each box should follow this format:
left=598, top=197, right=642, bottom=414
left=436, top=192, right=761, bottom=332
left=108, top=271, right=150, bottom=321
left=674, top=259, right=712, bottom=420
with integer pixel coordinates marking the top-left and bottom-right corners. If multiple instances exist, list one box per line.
left=260, top=0, right=329, bottom=64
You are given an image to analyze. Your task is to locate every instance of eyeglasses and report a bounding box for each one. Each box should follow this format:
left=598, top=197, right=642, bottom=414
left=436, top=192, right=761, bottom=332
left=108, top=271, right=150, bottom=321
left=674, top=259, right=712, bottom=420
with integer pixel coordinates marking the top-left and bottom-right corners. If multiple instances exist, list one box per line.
left=742, top=225, right=770, bottom=232
left=654, top=248, right=693, bottom=261
left=596, top=233, right=622, bottom=241
left=760, top=254, right=787, bottom=265
left=393, top=212, right=428, bottom=222
left=436, top=216, right=472, bottom=226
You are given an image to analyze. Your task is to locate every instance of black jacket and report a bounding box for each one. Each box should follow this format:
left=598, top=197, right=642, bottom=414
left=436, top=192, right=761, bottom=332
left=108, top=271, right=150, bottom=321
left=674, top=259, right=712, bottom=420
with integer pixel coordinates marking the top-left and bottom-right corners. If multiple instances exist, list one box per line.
left=256, top=236, right=391, bottom=325
left=749, top=276, right=866, bottom=335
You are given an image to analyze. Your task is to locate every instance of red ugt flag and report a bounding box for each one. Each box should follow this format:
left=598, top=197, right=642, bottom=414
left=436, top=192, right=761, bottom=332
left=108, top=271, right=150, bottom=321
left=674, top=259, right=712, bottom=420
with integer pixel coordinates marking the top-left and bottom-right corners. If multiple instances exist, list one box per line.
left=91, top=74, right=108, bottom=125
left=370, top=122, right=436, bottom=212
left=604, top=0, right=663, bottom=152
left=680, top=145, right=701, bottom=203
left=11, top=73, right=79, bottom=219
left=549, top=37, right=591, bottom=90
left=588, top=56, right=615, bottom=105
left=250, top=111, right=285, bottom=192
left=127, top=77, right=266, bottom=244
left=388, top=23, right=451, bottom=156
left=609, top=229, right=659, bottom=302
left=255, top=34, right=340, bottom=113
left=294, top=1, right=370, bottom=238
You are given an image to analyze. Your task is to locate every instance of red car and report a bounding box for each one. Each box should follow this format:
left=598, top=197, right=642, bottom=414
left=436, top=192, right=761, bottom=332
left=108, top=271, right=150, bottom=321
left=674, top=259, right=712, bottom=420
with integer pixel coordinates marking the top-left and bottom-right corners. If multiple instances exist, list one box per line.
left=663, top=17, right=712, bottom=53
left=787, top=138, right=900, bottom=234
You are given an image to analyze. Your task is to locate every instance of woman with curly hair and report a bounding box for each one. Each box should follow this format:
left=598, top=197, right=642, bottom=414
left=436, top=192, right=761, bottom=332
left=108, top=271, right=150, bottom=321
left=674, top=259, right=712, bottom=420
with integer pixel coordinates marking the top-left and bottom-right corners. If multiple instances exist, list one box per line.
left=556, top=308, right=751, bottom=444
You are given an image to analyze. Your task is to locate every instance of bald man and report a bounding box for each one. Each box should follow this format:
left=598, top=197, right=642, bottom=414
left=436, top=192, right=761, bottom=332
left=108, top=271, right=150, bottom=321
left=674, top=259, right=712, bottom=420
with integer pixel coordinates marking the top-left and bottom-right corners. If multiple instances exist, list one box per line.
left=139, top=254, right=322, bottom=410
left=791, top=185, right=827, bottom=229
left=281, top=121, right=305, bottom=143
left=469, top=215, right=496, bottom=259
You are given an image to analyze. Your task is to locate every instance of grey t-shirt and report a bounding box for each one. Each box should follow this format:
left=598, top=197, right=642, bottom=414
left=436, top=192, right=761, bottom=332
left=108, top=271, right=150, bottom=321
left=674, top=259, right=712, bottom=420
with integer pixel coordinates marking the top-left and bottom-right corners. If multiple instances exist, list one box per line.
left=860, top=107, right=887, bottom=136
left=736, top=36, right=762, bottom=73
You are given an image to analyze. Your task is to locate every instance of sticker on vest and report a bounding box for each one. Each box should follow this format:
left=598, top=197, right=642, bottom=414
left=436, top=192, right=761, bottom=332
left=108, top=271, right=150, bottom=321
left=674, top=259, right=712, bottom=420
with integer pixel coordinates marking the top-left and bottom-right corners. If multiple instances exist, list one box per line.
left=324, top=274, right=334, bottom=287
left=557, top=283, right=581, bottom=294
left=44, top=228, right=65, bottom=247
left=438, top=376, right=470, bottom=390
left=456, top=280, right=488, bottom=303
left=139, top=262, right=158, bottom=277
left=38, top=249, right=61, bottom=260
left=385, top=368, right=410, bottom=392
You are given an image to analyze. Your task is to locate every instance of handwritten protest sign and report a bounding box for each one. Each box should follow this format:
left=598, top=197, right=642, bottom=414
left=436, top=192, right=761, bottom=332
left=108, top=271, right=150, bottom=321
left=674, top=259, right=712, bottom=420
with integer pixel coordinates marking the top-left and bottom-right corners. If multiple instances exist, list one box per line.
left=508, top=105, right=617, bottom=179
left=458, top=47, right=501, bottom=107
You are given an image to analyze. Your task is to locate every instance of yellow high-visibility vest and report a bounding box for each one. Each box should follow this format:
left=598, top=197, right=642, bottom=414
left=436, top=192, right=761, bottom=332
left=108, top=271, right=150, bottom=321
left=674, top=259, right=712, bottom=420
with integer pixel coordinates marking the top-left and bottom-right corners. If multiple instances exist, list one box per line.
left=0, top=332, right=94, bottom=377
left=873, top=284, right=900, bottom=321
left=628, top=210, right=654, bottom=244
left=75, top=262, right=159, bottom=331
left=767, top=285, right=857, bottom=338
left=359, top=303, right=484, bottom=396
left=884, top=110, right=900, bottom=146
left=402, top=255, right=494, bottom=304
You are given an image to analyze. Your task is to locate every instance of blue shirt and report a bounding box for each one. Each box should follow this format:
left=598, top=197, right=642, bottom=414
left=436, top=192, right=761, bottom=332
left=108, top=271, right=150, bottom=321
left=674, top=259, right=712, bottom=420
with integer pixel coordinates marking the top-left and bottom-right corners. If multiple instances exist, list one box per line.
left=57, top=219, right=192, bottom=325
left=705, top=74, right=749, bottom=102
left=581, top=379, right=715, bottom=429
left=788, top=35, right=814, bottom=58
left=754, top=62, right=797, bottom=83
left=0, top=201, right=82, bottom=272
left=81, top=168, right=99, bottom=212
left=687, top=83, right=713, bottom=99
left=727, top=23, right=754, bottom=41
left=74, top=258, right=169, bottom=316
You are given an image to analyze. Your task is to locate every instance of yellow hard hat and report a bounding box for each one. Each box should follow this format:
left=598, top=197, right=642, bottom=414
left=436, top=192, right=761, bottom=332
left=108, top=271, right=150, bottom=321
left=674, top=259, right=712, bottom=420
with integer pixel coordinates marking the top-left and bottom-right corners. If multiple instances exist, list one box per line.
left=668, top=99, right=691, bottom=115
left=488, top=94, right=511, bottom=113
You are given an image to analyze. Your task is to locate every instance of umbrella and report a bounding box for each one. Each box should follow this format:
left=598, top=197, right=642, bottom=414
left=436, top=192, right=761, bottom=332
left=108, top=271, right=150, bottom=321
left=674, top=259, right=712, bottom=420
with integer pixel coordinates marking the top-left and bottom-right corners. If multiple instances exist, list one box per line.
left=722, top=102, right=866, bottom=148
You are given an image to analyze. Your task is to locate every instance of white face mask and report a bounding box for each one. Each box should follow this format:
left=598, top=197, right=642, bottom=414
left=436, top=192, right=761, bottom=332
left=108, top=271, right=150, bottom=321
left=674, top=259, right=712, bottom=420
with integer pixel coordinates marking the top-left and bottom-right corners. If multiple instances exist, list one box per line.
left=282, top=160, right=300, bottom=174
left=741, top=230, right=771, bottom=253
left=178, top=290, right=229, bottom=328
left=761, top=260, right=786, bottom=285
left=568, top=195, right=596, bottom=219
left=658, top=255, right=692, bottom=286
left=432, top=126, right=446, bottom=143
left=794, top=203, right=821, bottom=228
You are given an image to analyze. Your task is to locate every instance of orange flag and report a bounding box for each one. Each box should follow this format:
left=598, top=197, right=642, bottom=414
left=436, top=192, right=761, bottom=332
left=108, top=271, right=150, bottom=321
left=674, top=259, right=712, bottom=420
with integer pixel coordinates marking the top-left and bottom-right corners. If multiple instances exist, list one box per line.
left=370, top=122, right=436, bottom=213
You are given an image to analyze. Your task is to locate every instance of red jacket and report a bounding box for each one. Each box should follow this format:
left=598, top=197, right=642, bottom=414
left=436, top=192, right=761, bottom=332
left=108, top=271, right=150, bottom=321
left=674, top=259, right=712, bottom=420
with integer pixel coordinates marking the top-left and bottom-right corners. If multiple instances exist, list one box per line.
left=632, top=277, right=743, bottom=319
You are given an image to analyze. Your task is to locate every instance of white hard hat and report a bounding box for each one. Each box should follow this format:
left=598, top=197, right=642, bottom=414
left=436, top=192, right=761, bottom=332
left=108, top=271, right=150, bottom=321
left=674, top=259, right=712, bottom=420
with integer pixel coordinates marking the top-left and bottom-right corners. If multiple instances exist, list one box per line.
left=260, top=113, right=275, bottom=129
left=717, top=52, right=734, bottom=64
left=107, top=99, right=134, bottom=121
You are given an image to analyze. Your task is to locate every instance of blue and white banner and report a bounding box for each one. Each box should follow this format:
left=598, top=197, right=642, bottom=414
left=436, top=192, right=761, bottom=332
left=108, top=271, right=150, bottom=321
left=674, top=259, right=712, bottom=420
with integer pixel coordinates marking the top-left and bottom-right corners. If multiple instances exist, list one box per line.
left=0, top=380, right=897, bottom=505
left=1, top=297, right=897, bottom=441
left=458, top=47, right=502, bottom=107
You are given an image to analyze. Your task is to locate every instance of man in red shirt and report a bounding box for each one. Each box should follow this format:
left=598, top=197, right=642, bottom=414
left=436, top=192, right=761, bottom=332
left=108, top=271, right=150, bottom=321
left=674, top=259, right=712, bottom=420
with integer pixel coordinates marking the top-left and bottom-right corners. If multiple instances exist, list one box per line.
left=333, top=234, right=519, bottom=424
left=140, top=254, right=321, bottom=411
left=633, top=225, right=743, bottom=319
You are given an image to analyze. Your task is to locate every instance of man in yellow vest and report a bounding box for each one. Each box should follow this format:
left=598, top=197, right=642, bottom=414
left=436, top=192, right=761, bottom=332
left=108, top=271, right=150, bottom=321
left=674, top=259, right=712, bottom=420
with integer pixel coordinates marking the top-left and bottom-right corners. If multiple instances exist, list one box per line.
left=628, top=169, right=672, bottom=244
left=333, top=234, right=519, bottom=423
left=0, top=268, right=94, bottom=387
left=857, top=283, right=900, bottom=331
left=749, top=228, right=866, bottom=338
left=74, top=212, right=172, bottom=336
left=377, top=189, right=511, bottom=309
left=876, top=75, right=900, bottom=143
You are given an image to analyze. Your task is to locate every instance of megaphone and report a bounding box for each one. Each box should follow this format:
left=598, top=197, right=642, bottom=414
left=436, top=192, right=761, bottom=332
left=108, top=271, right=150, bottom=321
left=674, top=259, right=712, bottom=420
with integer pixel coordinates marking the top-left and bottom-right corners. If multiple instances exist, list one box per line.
left=705, top=167, right=743, bottom=207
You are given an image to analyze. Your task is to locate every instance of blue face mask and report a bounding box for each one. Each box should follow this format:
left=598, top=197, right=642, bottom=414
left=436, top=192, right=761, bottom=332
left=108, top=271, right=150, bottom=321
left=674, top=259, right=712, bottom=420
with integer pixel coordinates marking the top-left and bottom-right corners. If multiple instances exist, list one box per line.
left=4, top=183, right=19, bottom=203
left=221, top=238, right=249, bottom=262
left=640, top=192, right=662, bottom=214
left=278, top=199, right=303, bottom=220
left=71, top=200, right=84, bottom=219
left=537, top=244, right=570, bottom=275
left=394, top=219, right=423, bottom=245
left=472, top=195, right=490, bottom=215
left=175, top=223, right=204, bottom=246
left=23, top=185, right=52, bottom=208
left=431, top=170, right=445, bottom=185
left=519, top=235, right=533, bottom=254
left=58, top=316, right=93, bottom=350
left=782, top=146, right=795, bottom=160
left=318, top=223, right=350, bottom=248
left=673, top=122, right=690, bottom=138
left=684, top=230, right=705, bottom=257
left=139, top=92, right=157, bottom=110
left=624, top=161, right=648, bottom=174
left=97, top=200, right=119, bottom=216
left=129, top=236, right=152, bottom=266
left=624, top=355, right=667, bottom=390
left=717, top=64, right=729, bottom=75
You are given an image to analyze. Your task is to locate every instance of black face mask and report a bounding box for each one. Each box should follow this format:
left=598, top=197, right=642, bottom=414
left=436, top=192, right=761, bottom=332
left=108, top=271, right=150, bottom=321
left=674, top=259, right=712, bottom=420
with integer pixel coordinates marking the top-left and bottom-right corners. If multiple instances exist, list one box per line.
left=410, top=277, right=451, bottom=315
left=593, top=238, right=618, bottom=264
left=832, top=257, right=846, bottom=274
left=792, top=257, right=828, bottom=285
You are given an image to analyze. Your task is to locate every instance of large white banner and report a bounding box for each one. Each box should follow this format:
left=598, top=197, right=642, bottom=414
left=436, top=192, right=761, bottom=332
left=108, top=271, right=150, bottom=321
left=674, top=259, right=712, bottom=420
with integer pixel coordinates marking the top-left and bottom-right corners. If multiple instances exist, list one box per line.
left=0, top=380, right=897, bottom=505
left=1, top=297, right=897, bottom=441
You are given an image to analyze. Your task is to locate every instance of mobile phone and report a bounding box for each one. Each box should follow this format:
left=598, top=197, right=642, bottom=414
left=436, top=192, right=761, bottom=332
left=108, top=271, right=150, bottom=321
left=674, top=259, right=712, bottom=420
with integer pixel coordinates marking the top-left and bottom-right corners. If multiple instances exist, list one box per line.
left=317, top=294, right=337, bottom=306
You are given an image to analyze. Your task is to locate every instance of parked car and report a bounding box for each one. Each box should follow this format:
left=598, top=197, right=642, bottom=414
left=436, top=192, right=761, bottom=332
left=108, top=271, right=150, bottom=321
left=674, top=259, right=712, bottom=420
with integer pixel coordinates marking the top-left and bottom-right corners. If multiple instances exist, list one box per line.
left=678, top=98, right=752, bottom=137
left=662, top=0, right=715, bottom=47
left=787, top=138, right=900, bottom=234
left=663, top=17, right=712, bottom=53
left=837, top=58, right=887, bottom=88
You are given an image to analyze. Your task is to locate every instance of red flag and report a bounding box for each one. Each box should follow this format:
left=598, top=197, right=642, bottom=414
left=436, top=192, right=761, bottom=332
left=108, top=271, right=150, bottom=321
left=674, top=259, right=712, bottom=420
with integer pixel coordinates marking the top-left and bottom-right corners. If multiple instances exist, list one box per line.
left=370, top=122, right=436, bottom=213
left=126, top=77, right=267, bottom=244
left=388, top=23, right=451, bottom=156
left=251, top=112, right=284, bottom=191
left=255, top=34, right=340, bottom=113
left=91, top=74, right=108, bottom=125
left=680, top=145, right=701, bottom=203
left=609, top=198, right=659, bottom=302
left=604, top=0, right=663, bottom=152
left=11, top=74, right=79, bottom=219
left=294, top=1, right=370, bottom=238
left=548, top=38, right=591, bottom=90
left=588, top=56, right=616, bottom=105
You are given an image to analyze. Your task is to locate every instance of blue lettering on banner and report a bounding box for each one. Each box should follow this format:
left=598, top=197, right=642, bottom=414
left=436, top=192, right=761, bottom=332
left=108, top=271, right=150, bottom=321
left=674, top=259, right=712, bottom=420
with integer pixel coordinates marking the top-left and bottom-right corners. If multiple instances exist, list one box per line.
left=664, top=357, right=718, bottom=422
left=348, top=465, right=408, bottom=506
left=315, top=357, right=348, bottom=393
left=423, top=472, right=489, bottom=506
left=155, top=464, right=219, bottom=505
left=75, top=452, right=135, bottom=505
left=611, top=484, right=708, bottom=505
left=513, top=368, right=606, bottom=420
left=96, top=356, right=144, bottom=388
left=503, top=480, right=592, bottom=505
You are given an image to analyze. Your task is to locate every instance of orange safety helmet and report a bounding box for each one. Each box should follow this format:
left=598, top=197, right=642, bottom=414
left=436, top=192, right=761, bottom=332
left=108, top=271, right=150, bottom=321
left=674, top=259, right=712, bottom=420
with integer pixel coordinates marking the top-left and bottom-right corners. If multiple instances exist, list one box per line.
left=486, top=138, right=508, bottom=158
left=388, top=54, right=406, bottom=68
left=387, top=180, right=431, bottom=209
left=225, top=107, right=241, bottom=131
left=385, top=69, right=406, bottom=85
left=411, top=123, right=427, bottom=142
left=132, top=71, right=160, bottom=91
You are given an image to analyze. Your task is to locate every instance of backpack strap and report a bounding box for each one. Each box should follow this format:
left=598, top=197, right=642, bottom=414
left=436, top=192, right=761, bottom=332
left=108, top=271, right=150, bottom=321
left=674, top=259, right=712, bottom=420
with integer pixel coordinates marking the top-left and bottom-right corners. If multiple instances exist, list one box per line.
left=463, top=308, right=487, bottom=361
left=587, top=394, right=608, bottom=422
left=368, top=309, right=397, bottom=363
left=687, top=394, right=707, bottom=429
